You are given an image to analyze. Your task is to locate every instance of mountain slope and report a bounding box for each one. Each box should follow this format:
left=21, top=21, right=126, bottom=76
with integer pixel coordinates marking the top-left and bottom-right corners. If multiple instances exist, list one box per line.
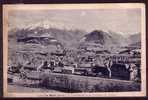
left=9, top=26, right=86, bottom=48
left=128, top=33, right=141, bottom=46
left=80, top=30, right=127, bottom=49
left=79, top=30, right=141, bottom=53
left=9, top=26, right=141, bottom=53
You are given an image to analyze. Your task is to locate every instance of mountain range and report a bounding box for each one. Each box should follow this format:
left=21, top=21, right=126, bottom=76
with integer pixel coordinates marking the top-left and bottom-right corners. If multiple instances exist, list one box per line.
left=9, top=26, right=141, bottom=53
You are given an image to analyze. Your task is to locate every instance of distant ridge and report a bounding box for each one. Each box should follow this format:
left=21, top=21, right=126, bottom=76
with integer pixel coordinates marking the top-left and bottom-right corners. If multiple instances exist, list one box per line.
left=9, top=27, right=141, bottom=53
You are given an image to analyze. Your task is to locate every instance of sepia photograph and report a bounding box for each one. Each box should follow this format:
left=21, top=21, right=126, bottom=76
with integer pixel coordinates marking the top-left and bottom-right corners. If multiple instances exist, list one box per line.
left=3, top=4, right=146, bottom=97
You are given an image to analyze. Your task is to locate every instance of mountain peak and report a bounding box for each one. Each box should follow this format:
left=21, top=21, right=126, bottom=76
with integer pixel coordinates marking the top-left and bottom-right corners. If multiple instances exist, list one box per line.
left=84, top=30, right=109, bottom=45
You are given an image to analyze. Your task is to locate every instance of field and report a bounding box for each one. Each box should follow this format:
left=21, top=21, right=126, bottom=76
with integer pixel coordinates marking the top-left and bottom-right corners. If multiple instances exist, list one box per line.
left=8, top=84, right=61, bottom=93
left=41, top=73, right=141, bottom=92
left=8, top=72, right=140, bottom=92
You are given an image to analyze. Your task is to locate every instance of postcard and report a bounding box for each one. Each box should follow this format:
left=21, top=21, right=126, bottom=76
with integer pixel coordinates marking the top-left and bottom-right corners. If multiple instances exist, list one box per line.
left=3, top=3, right=146, bottom=97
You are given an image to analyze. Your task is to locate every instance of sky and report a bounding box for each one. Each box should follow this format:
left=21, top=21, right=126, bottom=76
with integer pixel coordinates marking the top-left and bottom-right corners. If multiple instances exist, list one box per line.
left=9, top=8, right=141, bottom=35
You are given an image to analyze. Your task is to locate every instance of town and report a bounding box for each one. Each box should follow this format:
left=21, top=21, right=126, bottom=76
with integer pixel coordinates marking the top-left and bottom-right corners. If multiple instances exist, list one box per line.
left=8, top=41, right=141, bottom=91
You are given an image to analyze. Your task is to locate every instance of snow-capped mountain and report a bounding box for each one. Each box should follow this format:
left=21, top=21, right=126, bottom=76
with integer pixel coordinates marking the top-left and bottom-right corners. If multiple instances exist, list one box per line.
left=9, top=23, right=141, bottom=53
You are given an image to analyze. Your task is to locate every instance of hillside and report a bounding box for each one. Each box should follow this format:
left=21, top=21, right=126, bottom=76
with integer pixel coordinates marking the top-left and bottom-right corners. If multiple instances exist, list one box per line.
left=9, top=27, right=86, bottom=48
left=9, top=27, right=141, bottom=54
left=128, top=33, right=141, bottom=47
left=79, top=30, right=132, bottom=53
